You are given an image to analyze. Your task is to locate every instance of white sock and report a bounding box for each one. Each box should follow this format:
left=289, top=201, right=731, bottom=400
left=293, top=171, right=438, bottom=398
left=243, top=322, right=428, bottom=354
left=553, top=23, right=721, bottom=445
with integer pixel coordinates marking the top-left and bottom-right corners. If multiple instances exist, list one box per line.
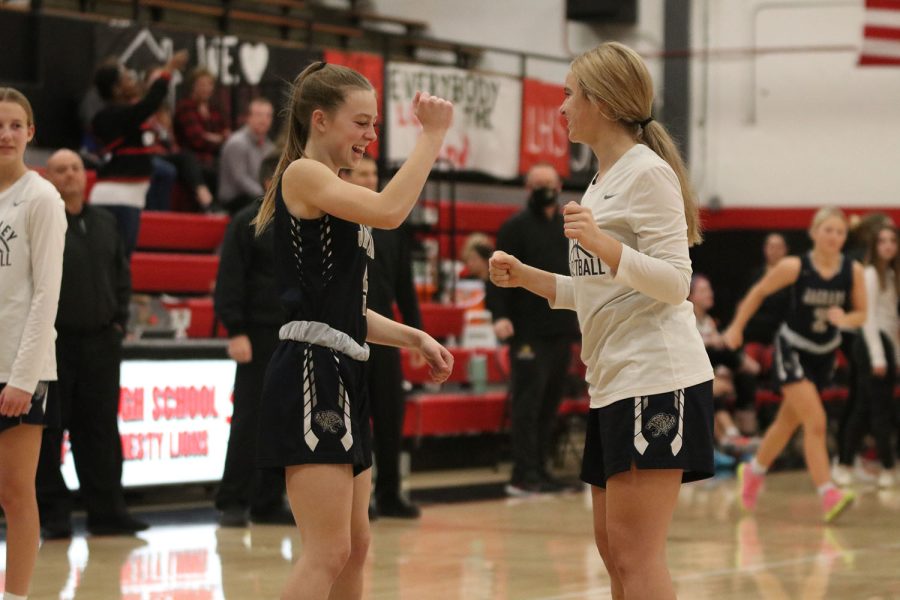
left=4, top=592, right=28, bottom=600
left=750, top=457, right=768, bottom=476
left=725, top=426, right=740, bottom=438
left=818, top=482, right=837, bottom=497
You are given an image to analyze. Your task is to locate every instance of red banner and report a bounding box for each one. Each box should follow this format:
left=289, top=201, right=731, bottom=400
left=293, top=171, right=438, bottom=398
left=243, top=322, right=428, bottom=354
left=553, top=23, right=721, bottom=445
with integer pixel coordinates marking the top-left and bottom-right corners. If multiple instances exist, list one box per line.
left=324, top=50, right=385, bottom=158
left=519, top=79, right=569, bottom=177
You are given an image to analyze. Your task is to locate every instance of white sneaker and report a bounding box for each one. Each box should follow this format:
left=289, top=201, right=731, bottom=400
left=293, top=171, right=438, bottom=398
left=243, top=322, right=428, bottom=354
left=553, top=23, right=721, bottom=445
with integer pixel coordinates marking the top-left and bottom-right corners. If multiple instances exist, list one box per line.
left=832, top=464, right=853, bottom=487
left=878, top=470, right=895, bottom=488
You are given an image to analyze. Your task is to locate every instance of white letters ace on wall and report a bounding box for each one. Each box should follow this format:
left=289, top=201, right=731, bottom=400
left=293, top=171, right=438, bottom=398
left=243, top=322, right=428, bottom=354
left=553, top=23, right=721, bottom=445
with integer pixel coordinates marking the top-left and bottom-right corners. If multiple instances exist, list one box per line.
left=386, top=62, right=523, bottom=179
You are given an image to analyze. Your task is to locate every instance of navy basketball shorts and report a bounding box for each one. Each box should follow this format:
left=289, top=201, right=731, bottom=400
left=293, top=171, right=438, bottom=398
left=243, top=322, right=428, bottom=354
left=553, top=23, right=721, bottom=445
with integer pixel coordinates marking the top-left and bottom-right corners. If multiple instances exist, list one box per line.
left=580, top=380, right=715, bottom=488
left=773, top=332, right=835, bottom=391
left=257, top=341, right=373, bottom=476
left=0, top=381, right=59, bottom=434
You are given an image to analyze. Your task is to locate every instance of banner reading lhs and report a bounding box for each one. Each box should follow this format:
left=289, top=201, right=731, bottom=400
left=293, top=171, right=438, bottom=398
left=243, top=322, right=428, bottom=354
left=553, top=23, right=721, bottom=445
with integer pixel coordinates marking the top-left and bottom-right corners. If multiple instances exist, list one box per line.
left=386, top=62, right=522, bottom=179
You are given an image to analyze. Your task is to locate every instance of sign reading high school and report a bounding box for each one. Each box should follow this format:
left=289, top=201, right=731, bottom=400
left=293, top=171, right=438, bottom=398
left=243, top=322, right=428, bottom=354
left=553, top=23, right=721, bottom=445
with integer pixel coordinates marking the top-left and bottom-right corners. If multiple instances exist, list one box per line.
left=386, top=63, right=523, bottom=179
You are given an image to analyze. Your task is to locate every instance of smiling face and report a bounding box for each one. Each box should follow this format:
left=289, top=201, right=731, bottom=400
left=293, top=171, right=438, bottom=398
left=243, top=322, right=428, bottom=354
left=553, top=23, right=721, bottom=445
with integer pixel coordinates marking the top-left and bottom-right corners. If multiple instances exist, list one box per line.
left=0, top=101, right=34, bottom=168
left=560, top=72, right=602, bottom=145
left=314, top=88, right=378, bottom=170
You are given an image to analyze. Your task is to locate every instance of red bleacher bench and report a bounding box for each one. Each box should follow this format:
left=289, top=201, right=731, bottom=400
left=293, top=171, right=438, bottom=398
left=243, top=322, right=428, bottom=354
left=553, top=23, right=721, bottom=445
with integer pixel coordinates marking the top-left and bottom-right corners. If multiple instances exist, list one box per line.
left=421, top=200, right=518, bottom=235
left=401, top=346, right=508, bottom=385
left=131, top=253, right=219, bottom=294
left=403, top=390, right=507, bottom=439
left=160, top=296, right=225, bottom=339
left=137, top=212, right=229, bottom=251
left=419, top=303, right=466, bottom=340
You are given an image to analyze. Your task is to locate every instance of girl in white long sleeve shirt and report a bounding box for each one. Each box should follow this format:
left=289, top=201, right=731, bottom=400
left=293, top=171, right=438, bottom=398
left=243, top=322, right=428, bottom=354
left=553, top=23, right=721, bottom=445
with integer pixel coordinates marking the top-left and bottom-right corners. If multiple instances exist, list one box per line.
left=0, top=88, right=67, bottom=600
left=837, top=225, right=899, bottom=487
left=490, top=43, right=714, bottom=600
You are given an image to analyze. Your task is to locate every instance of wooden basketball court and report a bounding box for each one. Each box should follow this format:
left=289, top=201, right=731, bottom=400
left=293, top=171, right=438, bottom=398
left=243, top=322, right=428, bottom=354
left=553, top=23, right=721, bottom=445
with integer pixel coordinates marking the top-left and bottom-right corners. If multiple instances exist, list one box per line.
left=8, top=469, right=900, bottom=599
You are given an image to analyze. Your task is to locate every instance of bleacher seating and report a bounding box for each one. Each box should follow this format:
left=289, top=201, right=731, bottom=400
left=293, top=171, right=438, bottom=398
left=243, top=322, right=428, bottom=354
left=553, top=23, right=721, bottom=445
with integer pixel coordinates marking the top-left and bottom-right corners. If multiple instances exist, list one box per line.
left=130, top=252, right=219, bottom=294
left=137, top=212, right=229, bottom=252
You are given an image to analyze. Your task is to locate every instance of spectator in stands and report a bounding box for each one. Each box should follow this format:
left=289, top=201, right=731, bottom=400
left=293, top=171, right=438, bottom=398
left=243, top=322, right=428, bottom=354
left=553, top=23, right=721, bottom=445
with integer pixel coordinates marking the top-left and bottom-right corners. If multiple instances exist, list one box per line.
left=491, top=162, right=580, bottom=496
left=174, top=67, right=229, bottom=194
left=340, top=156, right=423, bottom=519
left=143, top=68, right=214, bottom=213
left=214, top=151, right=290, bottom=527
left=251, top=62, right=453, bottom=599
left=0, top=87, right=67, bottom=600
left=88, top=50, right=189, bottom=256
left=688, top=274, right=760, bottom=458
left=460, top=232, right=493, bottom=282
left=836, top=223, right=899, bottom=488
left=218, top=98, right=275, bottom=215
left=35, top=149, right=147, bottom=539
left=744, top=233, right=790, bottom=346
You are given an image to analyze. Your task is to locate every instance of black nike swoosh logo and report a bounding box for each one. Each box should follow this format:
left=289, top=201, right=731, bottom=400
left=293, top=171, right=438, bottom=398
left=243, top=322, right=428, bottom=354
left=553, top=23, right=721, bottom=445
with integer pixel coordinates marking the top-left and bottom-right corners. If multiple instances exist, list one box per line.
left=603, top=193, right=617, bottom=199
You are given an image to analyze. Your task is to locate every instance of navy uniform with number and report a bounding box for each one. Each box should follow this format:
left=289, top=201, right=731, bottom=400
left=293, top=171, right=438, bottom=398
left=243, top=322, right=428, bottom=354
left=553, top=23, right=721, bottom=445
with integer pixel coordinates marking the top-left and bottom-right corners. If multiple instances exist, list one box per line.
left=773, top=252, right=854, bottom=391
left=257, top=179, right=373, bottom=474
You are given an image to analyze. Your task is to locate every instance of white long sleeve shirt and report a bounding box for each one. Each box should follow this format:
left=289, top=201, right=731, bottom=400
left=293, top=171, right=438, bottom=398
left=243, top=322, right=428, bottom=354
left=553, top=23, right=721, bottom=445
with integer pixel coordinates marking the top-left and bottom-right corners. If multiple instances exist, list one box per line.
left=0, top=170, right=67, bottom=392
left=550, top=144, right=713, bottom=408
left=861, top=265, right=900, bottom=369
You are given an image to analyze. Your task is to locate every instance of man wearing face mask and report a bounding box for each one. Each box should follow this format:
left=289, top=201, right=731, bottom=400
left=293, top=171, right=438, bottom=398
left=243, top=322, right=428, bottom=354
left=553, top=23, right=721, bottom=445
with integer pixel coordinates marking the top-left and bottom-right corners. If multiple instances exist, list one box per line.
left=492, top=163, right=580, bottom=496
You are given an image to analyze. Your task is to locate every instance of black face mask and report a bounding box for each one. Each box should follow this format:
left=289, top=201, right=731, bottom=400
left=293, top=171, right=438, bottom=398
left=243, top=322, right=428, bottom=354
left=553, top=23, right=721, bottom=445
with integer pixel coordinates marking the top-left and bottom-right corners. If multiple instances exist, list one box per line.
left=528, top=187, right=559, bottom=212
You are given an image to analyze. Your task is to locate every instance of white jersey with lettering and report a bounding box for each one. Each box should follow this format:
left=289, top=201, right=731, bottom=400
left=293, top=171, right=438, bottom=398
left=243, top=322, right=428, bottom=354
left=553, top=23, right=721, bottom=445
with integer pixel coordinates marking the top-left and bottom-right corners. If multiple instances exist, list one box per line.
left=0, top=171, right=66, bottom=392
left=550, top=144, right=712, bottom=408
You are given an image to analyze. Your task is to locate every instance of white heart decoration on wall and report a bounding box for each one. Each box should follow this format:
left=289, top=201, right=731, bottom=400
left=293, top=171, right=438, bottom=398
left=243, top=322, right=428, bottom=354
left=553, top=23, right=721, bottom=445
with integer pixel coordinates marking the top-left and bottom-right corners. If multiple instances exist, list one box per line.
left=239, top=43, right=269, bottom=86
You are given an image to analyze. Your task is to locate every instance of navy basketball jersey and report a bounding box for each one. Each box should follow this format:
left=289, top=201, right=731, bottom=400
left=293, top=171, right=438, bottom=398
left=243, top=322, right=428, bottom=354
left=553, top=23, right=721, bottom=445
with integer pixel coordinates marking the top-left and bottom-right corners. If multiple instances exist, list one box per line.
left=784, top=253, right=853, bottom=347
left=272, top=178, right=373, bottom=345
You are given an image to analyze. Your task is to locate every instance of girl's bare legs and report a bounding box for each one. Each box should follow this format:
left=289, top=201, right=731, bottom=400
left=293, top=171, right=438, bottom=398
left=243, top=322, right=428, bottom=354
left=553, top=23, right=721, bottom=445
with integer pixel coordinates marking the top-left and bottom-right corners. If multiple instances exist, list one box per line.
left=328, top=468, right=372, bottom=600
left=0, top=424, right=43, bottom=597
left=605, top=467, right=683, bottom=600
left=282, top=464, right=354, bottom=600
left=754, top=384, right=803, bottom=468
left=590, top=486, right=624, bottom=600
left=781, top=382, right=831, bottom=486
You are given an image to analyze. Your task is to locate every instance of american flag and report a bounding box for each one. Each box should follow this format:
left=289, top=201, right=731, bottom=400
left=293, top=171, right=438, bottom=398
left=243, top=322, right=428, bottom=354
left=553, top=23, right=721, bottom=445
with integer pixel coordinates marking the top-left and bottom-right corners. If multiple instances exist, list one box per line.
left=860, top=0, right=900, bottom=65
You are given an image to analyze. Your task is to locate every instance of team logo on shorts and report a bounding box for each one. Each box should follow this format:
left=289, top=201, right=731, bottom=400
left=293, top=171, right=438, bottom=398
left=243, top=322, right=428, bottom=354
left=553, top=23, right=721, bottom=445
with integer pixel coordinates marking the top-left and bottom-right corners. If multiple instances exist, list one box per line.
left=314, top=410, right=345, bottom=434
left=645, top=413, right=677, bottom=438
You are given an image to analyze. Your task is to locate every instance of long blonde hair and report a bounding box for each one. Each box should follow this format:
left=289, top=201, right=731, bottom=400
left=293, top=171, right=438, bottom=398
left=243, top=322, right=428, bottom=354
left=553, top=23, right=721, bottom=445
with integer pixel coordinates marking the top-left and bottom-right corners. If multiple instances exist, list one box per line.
left=570, top=42, right=701, bottom=245
left=253, top=62, right=373, bottom=236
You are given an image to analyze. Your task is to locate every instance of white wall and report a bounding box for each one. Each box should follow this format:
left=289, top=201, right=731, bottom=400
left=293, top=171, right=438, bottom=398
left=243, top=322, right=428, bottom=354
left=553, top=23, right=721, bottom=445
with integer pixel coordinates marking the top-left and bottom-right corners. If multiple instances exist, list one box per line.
left=358, top=0, right=666, bottom=84
left=691, top=0, right=900, bottom=207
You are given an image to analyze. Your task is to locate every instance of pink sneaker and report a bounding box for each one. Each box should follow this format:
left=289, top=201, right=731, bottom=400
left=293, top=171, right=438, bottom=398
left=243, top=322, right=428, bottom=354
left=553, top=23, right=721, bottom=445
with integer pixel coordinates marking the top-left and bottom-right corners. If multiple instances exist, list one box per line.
left=738, top=462, right=765, bottom=512
left=822, top=487, right=855, bottom=523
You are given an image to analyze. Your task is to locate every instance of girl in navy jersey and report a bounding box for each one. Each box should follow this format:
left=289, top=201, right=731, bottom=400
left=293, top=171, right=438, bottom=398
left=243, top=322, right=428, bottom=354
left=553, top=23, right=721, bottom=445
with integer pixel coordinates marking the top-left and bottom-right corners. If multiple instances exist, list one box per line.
left=723, top=207, right=865, bottom=522
left=491, top=43, right=715, bottom=600
left=252, top=63, right=454, bottom=600
left=0, top=88, right=67, bottom=600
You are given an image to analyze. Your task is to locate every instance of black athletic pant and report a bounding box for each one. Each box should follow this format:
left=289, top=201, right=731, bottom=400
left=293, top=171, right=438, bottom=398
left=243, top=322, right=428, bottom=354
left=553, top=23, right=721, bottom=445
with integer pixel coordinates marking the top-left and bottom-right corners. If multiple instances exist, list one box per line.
left=509, top=337, right=571, bottom=484
left=36, top=326, right=128, bottom=527
left=215, top=325, right=285, bottom=515
left=367, top=344, right=407, bottom=500
left=840, top=333, right=897, bottom=469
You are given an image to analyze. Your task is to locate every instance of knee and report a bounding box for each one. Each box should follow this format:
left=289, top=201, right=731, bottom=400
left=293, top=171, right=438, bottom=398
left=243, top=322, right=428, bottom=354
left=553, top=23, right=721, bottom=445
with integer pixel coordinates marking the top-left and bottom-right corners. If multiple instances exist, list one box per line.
left=0, top=476, right=36, bottom=514
left=606, top=529, right=657, bottom=583
left=313, top=541, right=353, bottom=581
left=345, top=529, right=371, bottom=569
left=593, top=528, right=616, bottom=576
left=803, top=416, right=827, bottom=439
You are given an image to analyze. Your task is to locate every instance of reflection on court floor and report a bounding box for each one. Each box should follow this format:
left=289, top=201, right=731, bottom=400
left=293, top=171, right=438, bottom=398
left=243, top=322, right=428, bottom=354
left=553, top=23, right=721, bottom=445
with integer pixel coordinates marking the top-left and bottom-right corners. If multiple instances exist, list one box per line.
left=3, top=473, right=900, bottom=599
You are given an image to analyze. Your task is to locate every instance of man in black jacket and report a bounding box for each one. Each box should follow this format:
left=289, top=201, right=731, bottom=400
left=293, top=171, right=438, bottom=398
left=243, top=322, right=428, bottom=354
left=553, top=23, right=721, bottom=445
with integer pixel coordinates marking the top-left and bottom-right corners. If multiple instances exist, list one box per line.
left=36, top=149, right=148, bottom=538
left=493, top=163, right=580, bottom=496
left=213, top=153, right=290, bottom=527
left=341, top=157, right=422, bottom=518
